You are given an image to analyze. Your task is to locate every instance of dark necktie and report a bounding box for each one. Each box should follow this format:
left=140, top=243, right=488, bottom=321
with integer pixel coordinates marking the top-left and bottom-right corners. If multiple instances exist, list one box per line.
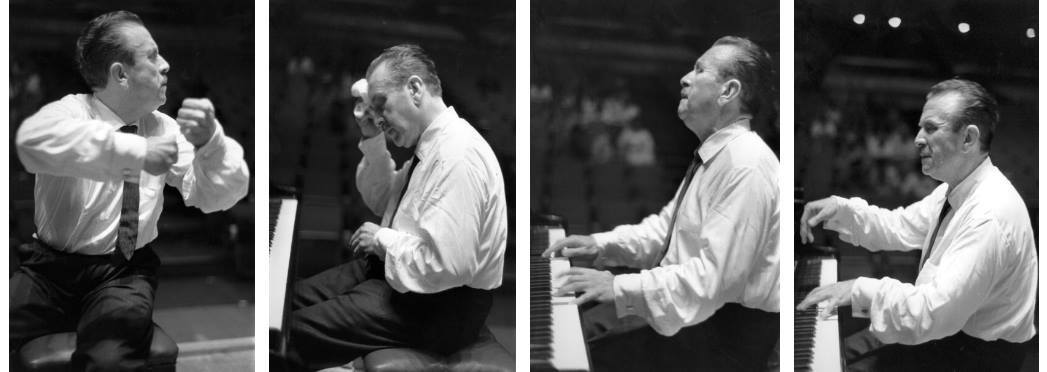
left=919, top=200, right=952, bottom=271
left=661, top=150, right=703, bottom=258
left=116, top=125, right=140, bottom=261
left=387, top=154, right=420, bottom=226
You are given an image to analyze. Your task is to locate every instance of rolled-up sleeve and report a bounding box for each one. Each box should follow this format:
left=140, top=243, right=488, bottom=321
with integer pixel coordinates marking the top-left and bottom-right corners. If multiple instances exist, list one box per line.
left=849, top=218, right=1000, bottom=344
left=16, top=98, right=146, bottom=181
left=377, top=159, right=488, bottom=293
left=166, top=117, right=250, bottom=212
left=612, top=167, right=775, bottom=336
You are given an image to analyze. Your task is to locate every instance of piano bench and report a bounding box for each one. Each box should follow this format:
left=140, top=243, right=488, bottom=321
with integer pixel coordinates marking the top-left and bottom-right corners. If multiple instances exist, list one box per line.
left=363, top=327, right=513, bottom=372
left=16, top=324, right=179, bottom=372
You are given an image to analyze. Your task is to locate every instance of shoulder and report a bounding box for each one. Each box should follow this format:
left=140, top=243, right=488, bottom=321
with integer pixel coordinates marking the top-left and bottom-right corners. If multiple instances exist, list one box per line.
left=713, top=131, right=778, bottom=186
left=431, top=119, right=503, bottom=182
left=39, top=94, right=92, bottom=116
left=966, top=170, right=1032, bottom=233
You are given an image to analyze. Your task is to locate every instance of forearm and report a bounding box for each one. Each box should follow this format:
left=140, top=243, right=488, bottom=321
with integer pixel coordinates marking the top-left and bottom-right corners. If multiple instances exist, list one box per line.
left=355, top=134, right=396, bottom=215
left=177, top=125, right=250, bottom=212
left=826, top=196, right=929, bottom=252
left=592, top=203, right=673, bottom=269
left=17, top=106, right=146, bottom=180
left=612, top=260, right=726, bottom=336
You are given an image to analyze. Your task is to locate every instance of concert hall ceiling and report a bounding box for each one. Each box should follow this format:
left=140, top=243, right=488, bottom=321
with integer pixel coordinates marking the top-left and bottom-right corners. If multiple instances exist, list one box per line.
left=797, top=0, right=1037, bottom=99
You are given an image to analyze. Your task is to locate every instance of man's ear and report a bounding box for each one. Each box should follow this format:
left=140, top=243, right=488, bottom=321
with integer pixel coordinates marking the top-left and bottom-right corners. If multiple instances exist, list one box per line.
left=719, top=79, right=742, bottom=106
left=108, top=62, right=127, bottom=87
left=407, top=75, right=424, bottom=106
left=963, top=124, right=981, bottom=152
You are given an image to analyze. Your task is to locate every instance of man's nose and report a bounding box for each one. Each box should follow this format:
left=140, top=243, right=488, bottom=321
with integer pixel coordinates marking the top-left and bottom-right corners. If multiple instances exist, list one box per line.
left=159, top=56, right=170, bottom=75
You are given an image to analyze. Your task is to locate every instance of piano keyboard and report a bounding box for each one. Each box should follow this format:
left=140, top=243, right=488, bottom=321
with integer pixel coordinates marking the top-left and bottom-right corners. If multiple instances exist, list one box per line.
left=795, top=257, right=843, bottom=372
left=269, top=197, right=298, bottom=353
left=531, top=226, right=591, bottom=372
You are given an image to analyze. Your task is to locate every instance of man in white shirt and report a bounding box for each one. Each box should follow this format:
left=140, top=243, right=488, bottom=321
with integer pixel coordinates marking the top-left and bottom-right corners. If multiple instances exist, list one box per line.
left=798, top=79, right=1036, bottom=371
left=289, top=44, right=507, bottom=369
left=11, top=10, right=250, bottom=370
left=543, top=36, right=780, bottom=371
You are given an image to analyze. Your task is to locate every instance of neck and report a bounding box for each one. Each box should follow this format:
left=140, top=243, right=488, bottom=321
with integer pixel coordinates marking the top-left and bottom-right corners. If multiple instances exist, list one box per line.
left=95, top=89, right=150, bottom=124
left=945, top=153, right=988, bottom=190
left=695, top=111, right=748, bottom=142
left=417, top=96, right=448, bottom=132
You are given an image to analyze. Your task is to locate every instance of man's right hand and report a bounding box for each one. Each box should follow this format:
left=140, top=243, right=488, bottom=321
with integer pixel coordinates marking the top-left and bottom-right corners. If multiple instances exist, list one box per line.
left=799, top=197, right=841, bottom=244
left=144, top=135, right=177, bottom=175
left=542, top=235, right=600, bottom=260
left=351, top=78, right=381, bottom=139
left=355, top=109, right=382, bottom=139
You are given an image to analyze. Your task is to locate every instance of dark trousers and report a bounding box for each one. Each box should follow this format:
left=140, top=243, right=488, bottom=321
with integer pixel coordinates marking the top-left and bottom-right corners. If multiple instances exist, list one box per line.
left=583, top=302, right=779, bottom=372
left=10, top=240, right=160, bottom=372
left=290, top=257, right=494, bottom=369
left=845, top=329, right=1027, bottom=372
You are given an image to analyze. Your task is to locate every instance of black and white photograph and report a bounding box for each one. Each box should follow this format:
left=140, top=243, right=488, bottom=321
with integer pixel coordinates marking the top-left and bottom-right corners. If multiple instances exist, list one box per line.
left=267, top=0, right=516, bottom=370
left=530, top=0, right=781, bottom=370
left=9, top=1, right=255, bottom=371
left=794, top=0, right=1038, bottom=370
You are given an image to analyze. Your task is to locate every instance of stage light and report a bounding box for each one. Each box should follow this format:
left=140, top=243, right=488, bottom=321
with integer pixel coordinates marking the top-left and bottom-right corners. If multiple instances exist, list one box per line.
left=1027, top=28, right=1036, bottom=38
left=888, top=17, right=901, bottom=28
left=853, top=14, right=866, bottom=25
left=958, top=23, right=970, bottom=33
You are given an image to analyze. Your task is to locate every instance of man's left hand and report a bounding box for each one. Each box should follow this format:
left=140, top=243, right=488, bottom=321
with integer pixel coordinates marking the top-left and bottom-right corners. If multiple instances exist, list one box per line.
left=176, top=98, right=219, bottom=147
left=796, top=279, right=855, bottom=319
left=348, top=222, right=384, bottom=258
left=555, top=267, right=615, bottom=305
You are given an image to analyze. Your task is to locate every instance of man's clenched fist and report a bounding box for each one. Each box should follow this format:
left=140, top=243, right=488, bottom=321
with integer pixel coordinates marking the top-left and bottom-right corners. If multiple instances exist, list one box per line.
left=176, top=98, right=219, bottom=147
left=144, top=135, right=177, bottom=175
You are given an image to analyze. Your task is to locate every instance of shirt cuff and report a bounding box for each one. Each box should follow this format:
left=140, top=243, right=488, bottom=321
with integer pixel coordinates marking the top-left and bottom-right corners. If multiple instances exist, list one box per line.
left=112, top=132, right=147, bottom=172
left=851, top=276, right=878, bottom=318
left=591, top=232, right=616, bottom=248
left=613, top=273, right=646, bottom=318
left=376, top=227, right=401, bottom=260
left=194, top=121, right=226, bottom=157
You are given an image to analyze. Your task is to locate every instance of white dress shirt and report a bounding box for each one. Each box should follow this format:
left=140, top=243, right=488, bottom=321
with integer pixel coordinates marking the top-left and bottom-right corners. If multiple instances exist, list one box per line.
left=826, top=158, right=1037, bottom=344
left=15, top=94, right=250, bottom=255
left=356, top=107, right=507, bottom=294
left=591, top=120, right=780, bottom=336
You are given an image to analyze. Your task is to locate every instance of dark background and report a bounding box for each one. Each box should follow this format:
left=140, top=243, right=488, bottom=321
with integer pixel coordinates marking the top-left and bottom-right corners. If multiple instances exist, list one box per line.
left=9, top=0, right=255, bottom=368
left=795, top=0, right=1038, bottom=368
left=531, top=0, right=780, bottom=235
left=268, top=0, right=517, bottom=360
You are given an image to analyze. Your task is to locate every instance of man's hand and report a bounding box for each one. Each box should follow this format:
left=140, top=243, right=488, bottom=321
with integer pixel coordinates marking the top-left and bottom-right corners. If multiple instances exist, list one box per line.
left=176, top=98, right=219, bottom=147
left=542, top=235, right=600, bottom=260
left=556, top=267, right=615, bottom=305
left=351, top=79, right=381, bottom=139
left=796, top=279, right=855, bottom=319
left=348, top=222, right=384, bottom=259
left=144, top=135, right=177, bottom=175
left=799, top=197, right=841, bottom=244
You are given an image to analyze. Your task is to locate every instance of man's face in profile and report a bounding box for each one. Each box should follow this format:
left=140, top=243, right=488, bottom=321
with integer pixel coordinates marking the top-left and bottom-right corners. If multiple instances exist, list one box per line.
left=367, top=63, right=422, bottom=148
left=678, top=45, right=733, bottom=137
left=119, top=23, right=169, bottom=111
left=915, top=92, right=966, bottom=183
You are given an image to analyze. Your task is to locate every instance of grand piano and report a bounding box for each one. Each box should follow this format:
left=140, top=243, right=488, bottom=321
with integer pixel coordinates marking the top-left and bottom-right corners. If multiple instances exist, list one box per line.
left=794, top=188, right=845, bottom=372
left=269, top=189, right=300, bottom=366
left=530, top=215, right=592, bottom=371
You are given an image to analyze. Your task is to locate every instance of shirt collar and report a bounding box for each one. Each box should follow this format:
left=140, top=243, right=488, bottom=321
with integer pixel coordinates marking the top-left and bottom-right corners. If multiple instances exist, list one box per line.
left=88, top=94, right=135, bottom=129
left=696, top=118, right=751, bottom=163
left=415, top=106, right=458, bottom=161
left=946, top=156, right=993, bottom=207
